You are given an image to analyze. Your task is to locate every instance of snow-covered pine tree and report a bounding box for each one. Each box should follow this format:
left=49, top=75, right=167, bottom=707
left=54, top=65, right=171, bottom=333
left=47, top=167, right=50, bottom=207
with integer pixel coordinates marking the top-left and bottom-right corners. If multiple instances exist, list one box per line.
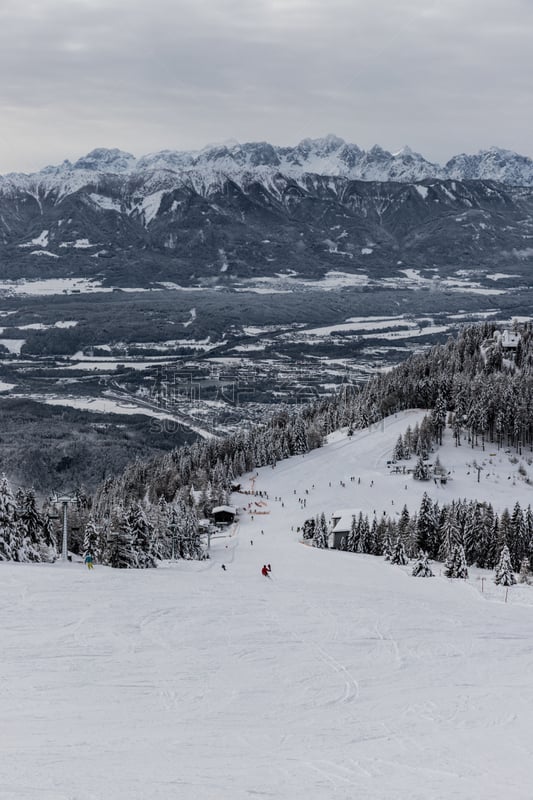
left=510, top=501, right=527, bottom=571
left=475, top=503, right=495, bottom=569
left=412, top=551, right=434, bottom=577
left=83, top=518, right=100, bottom=562
left=0, top=475, right=18, bottom=561
left=13, top=488, right=42, bottom=562
left=403, top=425, right=413, bottom=458
left=368, top=516, right=379, bottom=555
left=431, top=393, right=447, bottom=445
left=390, top=537, right=408, bottom=566
left=411, top=422, right=420, bottom=455
left=180, top=507, right=204, bottom=560
left=189, top=510, right=206, bottom=560
left=346, top=516, right=358, bottom=553
left=413, top=455, right=431, bottom=482
left=357, top=513, right=370, bottom=554
left=103, top=511, right=136, bottom=569
left=438, top=504, right=462, bottom=563
left=526, top=505, right=533, bottom=561
left=291, top=416, right=308, bottom=455
left=128, top=503, right=156, bottom=568
left=463, top=502, right=483, bottom=566
left=41, top=513, right=57, bottom=551
left=518, top=557, right=531, bottom=585
left=149, top=497, right=171, bottom=560
left=393, top=435, right=404, bottom=461
left=444, top=545, right=468, bottom=579
left=398, top=505, right=411, bottom=549
left=302, top=517, right=316, bottom=540
left=373, top=516, right=387, bottom=556
left=313, top=513, right=329, bottom=549
left=382, top=529, right=392, bottom=561
left=456, top=543, right=468, bottom=579
left=170, top=501, right=195, bottom=559
left=416, top=493, right=436, bottom=557
left=494, top=545, right=516, bottom=586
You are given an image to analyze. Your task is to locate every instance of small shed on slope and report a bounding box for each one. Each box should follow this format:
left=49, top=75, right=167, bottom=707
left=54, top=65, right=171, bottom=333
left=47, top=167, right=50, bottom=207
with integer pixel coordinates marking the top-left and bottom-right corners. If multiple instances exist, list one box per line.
left=211, top=505, right=237, bottom=525
left=329, top=509, right=362, bottom=549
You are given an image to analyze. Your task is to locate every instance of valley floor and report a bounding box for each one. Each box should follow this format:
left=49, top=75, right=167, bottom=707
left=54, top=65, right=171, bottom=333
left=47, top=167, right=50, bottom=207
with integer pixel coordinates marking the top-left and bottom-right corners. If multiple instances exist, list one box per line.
left=2, top=410, right=533, bottom=799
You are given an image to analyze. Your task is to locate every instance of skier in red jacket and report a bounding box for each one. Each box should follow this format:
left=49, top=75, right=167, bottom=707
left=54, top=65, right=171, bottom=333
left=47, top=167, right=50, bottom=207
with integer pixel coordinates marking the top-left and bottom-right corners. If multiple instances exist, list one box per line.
left=261, top=565, right=270, bottom=577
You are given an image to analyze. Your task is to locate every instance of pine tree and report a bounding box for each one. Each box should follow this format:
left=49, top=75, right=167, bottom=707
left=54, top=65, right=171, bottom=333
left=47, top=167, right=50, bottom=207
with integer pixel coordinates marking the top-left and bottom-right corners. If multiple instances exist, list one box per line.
left=83, top=519, right=100, bottom=562
left=398, top=505, right=411, bottom=551
left=439, top=505, right=462, bottom=563
left=476, top=503, right=494, bottom=569
left=412, top=552, right=434, bottom=577
left=444, top=545, right=468, bottom=579
left=518, top=557, right=531, bottom=585
left=182, top=507, right=204, bottom=560
left=382, top=530, right=392, bottom=561
left=390, top=537, right=408, bottom=566
left=13, top=488, right=41, bottom=562
left=302, top=518, right=316, bottom=540
left=413, top=455, right=431, bottom=481
left=510, top=502, right=527, bottom=571
left=313, top=513, right=329, bottom=549
left=373, top=517, right=387, bottom=556
left=494, top=545, right=516, bottom=586
left=0, top=475, right=21, bottom=561
left=524, top=506, right=533, bottom=570
left=128, top=503, right=156, bottom=568
left=153, top=498, right=171, bottom=559
left=41, top=514, right=57, bottom=550
left=431, top=393, right=447, bottom=445
left=416, top=493, right=436, bottom=557
left=291, top=417, right=308, bottom=455
left=346, top=516, right=358, bottom=552
left=393, top=435, right=404, bottom=461
left=455, top=544, right=469, bottom=579
left=463, top=502, right=482, bottom=566
left=103, top=512, right=136, bottom=569
left=357, top=513, right=370, bottom=553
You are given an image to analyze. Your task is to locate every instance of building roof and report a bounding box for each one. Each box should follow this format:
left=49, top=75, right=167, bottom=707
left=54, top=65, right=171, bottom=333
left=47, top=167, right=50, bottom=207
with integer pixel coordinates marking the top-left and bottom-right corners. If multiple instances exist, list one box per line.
left=212, top=505, right=237, bottom=515
left=332, top=513, right=361, bottom=533
left=495, top=329, right=520, bottom=348
left=501, top=330, right=520, bottom=348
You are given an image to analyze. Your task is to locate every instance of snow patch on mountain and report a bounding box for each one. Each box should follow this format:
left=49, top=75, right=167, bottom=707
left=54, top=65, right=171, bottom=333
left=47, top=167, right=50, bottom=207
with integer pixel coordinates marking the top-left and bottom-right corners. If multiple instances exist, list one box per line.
left=89, top=193, right=122, bottom=212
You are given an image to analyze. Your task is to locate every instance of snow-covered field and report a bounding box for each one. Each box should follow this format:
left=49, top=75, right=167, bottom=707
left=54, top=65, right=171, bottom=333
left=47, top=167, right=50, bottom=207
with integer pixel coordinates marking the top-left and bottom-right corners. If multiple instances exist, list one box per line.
left=3, top=411, right=533, bottom=799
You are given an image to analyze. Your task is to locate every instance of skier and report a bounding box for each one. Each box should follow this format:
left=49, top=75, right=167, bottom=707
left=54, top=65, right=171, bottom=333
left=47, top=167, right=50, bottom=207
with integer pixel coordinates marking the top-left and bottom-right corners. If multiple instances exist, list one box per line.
left=250, top=539, right=254, bottom=546
left=261, top=565, right=270, bottom=577
left=221, top=564, right=227, bottom=571
left=85, top=554, right=94, bottom=570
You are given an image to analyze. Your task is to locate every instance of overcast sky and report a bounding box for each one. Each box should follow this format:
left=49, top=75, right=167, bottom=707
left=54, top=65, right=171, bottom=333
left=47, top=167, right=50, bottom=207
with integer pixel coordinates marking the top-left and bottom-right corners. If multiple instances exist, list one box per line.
left=0, top=0, right=531, bottom=173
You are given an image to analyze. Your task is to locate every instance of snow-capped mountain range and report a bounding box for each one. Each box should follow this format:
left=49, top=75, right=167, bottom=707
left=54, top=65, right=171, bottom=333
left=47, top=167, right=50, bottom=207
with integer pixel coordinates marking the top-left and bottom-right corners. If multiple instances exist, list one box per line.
left=3, top=135, right=533, bottom=192
left=2, top=136, right=533, bottom=288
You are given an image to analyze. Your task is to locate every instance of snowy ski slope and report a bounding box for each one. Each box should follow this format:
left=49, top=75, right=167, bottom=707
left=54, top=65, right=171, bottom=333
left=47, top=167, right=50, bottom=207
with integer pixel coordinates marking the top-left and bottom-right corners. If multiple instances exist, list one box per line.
left=2, top=410, right=533, bottom=800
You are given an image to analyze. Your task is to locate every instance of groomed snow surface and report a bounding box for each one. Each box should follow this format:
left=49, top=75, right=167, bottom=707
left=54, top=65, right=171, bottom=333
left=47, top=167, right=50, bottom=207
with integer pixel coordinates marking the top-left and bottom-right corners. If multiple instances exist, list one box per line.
left=3, top=410, right=533, bottom=800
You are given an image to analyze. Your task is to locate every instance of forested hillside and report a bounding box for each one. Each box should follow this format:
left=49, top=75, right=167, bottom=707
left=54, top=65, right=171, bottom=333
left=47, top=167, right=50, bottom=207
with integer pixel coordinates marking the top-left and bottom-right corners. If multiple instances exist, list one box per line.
left=3, top=322, right=532, bottom=568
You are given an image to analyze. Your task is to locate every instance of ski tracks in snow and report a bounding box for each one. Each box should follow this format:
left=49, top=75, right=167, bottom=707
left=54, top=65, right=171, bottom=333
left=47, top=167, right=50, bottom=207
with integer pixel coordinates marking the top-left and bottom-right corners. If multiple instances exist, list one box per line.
left=264, top=580, right=361, bottom=709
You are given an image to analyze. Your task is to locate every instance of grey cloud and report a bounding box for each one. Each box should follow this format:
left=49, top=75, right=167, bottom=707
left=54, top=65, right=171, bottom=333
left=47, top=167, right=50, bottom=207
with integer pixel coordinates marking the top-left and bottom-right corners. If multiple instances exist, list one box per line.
left=0, top=0, right=532, bottom=172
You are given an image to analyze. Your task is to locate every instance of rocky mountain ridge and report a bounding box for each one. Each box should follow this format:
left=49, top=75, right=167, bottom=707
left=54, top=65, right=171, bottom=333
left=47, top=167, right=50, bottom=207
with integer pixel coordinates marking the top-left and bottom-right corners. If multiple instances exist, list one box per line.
left=3, top=136, right=533, bottom=192
left=1, top=137, right=533, bottom=288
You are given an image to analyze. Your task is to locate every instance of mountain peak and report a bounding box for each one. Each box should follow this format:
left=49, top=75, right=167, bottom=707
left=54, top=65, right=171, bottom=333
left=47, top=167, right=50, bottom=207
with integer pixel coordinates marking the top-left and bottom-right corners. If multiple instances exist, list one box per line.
left=297, top=134, right=346, bottom=154
left=73, top=148, right=137, bottom=172
left=393, top=145, right=416, bottom=158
